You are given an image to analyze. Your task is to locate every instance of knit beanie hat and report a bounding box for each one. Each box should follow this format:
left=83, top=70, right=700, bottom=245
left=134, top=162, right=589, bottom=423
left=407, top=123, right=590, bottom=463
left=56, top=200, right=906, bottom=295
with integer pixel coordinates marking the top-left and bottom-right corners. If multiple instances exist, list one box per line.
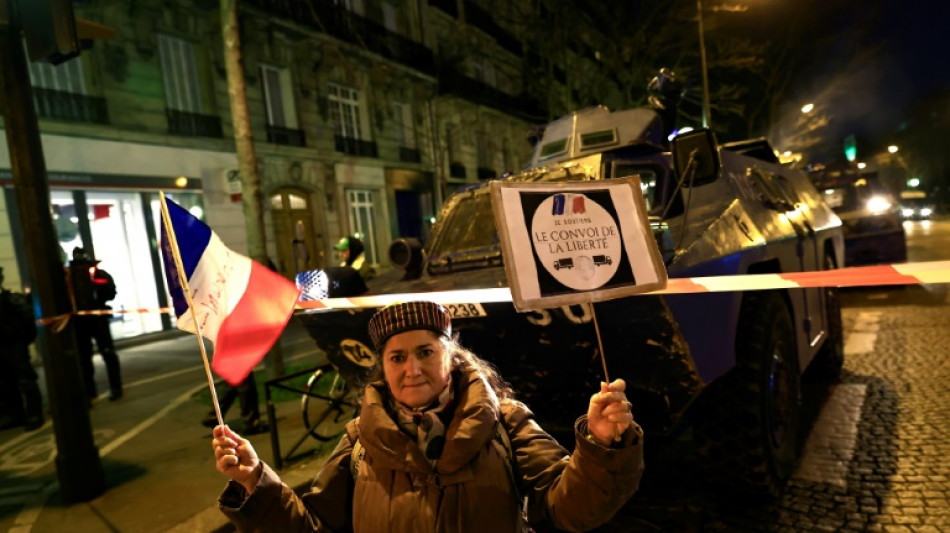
left=368, top=301, right=452, bottom=351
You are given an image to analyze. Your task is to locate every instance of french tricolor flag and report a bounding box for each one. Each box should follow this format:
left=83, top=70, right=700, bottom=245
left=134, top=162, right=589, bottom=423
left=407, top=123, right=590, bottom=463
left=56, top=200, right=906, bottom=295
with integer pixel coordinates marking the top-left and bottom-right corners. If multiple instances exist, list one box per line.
left=159, top=199, right=300, bottom=385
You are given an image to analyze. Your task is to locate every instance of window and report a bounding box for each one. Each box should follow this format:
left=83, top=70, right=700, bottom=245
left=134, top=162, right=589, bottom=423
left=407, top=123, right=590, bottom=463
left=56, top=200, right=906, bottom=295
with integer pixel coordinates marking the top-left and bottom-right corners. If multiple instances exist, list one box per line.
left=471, top=58, right=496, bottom=86
left=28, top=56, right=85, bottom=94
left=260, top=65, right=298, bottom=129
left=333, top=0, right=364, bottom=15
left=328, top=83, right=363, bottom=140
left=476, top=132, right=494, bottom=169
left=392, top=102, right=415, bottom=148
left=158, top=34, right=202, bottom=113
left=382, top=2, right=398, bottom=33
left=346, top=189, right=378, bottom=264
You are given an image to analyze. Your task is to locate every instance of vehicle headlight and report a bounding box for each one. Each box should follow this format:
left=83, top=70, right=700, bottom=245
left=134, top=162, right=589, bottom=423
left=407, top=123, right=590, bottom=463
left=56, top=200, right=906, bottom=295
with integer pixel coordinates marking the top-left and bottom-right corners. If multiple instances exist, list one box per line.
left=902, top=208, right=914, bottom=217
left=920, top=207, right=933, bottom=217
left=866, top=196, right=892, bottom=215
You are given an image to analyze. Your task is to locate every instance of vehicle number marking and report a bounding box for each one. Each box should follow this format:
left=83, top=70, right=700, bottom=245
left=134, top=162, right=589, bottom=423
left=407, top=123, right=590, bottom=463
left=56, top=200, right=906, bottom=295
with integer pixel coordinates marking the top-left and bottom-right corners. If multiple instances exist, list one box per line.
left=445, top=303, right=486, bottom=319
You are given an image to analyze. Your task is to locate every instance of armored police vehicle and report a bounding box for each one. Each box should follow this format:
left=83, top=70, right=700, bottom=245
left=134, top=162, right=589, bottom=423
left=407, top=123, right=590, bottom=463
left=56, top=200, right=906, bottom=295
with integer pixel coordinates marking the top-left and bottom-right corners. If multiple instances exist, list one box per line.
left=297, top=105, right=845, bottom=498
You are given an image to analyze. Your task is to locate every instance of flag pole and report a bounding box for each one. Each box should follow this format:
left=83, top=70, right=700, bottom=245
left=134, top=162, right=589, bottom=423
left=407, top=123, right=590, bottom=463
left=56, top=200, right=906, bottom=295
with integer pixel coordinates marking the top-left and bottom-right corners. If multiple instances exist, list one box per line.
left=590, top=302, right=622, bottom=442
left=158, top=192, right=225, bottom=428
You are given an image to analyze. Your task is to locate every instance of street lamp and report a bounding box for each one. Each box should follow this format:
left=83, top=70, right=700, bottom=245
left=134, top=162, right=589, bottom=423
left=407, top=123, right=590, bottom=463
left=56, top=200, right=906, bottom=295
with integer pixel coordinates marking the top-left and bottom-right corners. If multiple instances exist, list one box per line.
left=801, top=103, right=814, bottom=114
left=888, top=145, right=899, bottom=153
left=697, top=0, right=711, bottom=128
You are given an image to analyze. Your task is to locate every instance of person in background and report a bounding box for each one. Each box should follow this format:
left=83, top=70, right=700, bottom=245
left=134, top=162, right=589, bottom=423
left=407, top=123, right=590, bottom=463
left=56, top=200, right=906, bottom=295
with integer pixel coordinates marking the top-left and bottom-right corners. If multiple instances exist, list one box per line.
left=68, top=247, right=123, bottom=402
left=201, top=374, right=268, bottom=435
left=212, top=300, right=643, bottom=532
left=0, top=266, right=44, bottom=431
left=333, top=235, right=375, bottom=280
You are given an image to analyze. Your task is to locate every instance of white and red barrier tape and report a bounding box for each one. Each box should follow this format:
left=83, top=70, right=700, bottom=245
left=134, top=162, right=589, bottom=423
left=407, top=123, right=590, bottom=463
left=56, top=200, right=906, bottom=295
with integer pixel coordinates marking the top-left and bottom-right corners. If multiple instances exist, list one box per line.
left=36, top=260, right=950, bottom=326
left=294, top=260, right=950, bottom=310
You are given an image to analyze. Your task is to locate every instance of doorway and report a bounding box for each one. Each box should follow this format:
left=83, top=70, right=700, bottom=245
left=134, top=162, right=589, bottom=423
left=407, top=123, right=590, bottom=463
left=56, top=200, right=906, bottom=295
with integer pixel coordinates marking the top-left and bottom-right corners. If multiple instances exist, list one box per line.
left=270, top=188, right=324, bottom=278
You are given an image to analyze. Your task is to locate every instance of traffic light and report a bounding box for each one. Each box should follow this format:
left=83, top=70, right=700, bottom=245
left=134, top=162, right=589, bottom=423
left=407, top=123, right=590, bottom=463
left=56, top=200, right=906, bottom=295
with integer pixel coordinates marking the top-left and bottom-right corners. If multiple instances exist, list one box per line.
left=10, top=0, right=115, bottom=64
left=843, top=134, right=857, bottom=163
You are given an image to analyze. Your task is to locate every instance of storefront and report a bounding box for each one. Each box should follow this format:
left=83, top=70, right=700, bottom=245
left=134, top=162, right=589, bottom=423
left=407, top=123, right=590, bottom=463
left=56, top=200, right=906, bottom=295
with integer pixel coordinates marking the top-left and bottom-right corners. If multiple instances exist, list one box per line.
left=1, top=134, right=239, bottom=341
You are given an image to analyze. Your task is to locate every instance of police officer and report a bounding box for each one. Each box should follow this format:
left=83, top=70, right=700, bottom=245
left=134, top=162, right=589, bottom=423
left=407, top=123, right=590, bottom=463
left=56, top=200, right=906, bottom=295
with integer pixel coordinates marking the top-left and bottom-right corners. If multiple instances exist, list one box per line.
left=0, top=266, right=44, bottom=431
left=69, top=247, right=123, bottom=402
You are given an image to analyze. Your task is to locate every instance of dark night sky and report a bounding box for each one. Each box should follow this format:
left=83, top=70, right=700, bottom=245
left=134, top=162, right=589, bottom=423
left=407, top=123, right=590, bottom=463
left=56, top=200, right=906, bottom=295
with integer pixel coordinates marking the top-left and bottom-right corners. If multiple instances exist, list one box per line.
left=788, top=0, right=950, bottom=150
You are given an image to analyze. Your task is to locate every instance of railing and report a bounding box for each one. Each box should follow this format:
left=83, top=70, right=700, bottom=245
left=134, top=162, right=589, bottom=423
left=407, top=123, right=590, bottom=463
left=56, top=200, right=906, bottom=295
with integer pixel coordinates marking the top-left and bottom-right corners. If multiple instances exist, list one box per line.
left=429, top=0, right=458, bottom=17
left=477, top=166, right=496, bottom=180
left=438, top=67, right=547, bottom=122
left=399, top=146, right=421, bottom=163
left=463, top=0, right=521, bottom=56
left=335, top=135, right=378, bottom=158
left=33, top=88, right=109, bottom=124
left=449, top=162, right=466, bottom=179
left=266, top=124, right=307, bottom=147
left=244, top=0, right=436, bottom=75
left=166, top=109, right=223, bottom=138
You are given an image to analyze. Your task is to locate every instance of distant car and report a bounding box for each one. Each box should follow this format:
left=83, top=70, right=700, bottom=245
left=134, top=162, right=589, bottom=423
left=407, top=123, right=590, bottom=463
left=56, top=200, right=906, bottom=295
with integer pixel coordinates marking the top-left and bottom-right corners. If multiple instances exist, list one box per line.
left=899, top=190, right=935, bottom=221
left=809, top=166, right=907, bottom=266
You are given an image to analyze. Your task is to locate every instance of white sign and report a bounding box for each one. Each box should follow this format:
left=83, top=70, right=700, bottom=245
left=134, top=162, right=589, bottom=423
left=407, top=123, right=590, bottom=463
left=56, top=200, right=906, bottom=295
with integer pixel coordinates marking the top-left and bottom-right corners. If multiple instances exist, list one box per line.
left=490, top=177, right=667, bottom=311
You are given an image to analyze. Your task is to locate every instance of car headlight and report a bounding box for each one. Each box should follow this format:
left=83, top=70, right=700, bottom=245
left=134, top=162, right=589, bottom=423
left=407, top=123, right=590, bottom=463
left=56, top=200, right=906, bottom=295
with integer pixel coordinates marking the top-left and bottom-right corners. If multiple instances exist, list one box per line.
left=920, top=207, right=933, bottom=217
left=866, top=196, right=892, bottom=215
left=902, top=208, right=915, bottom=218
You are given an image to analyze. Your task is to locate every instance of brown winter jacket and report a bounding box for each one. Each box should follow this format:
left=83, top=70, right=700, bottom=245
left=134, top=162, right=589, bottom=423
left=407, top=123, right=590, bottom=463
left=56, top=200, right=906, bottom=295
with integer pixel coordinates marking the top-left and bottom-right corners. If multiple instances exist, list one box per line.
left=219, top=367, right=644, bottom=532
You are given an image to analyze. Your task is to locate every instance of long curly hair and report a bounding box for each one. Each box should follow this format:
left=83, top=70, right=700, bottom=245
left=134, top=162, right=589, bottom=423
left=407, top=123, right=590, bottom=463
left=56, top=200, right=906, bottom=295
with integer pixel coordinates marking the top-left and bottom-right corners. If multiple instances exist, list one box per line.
left=365, top=332, right=515, bottom=401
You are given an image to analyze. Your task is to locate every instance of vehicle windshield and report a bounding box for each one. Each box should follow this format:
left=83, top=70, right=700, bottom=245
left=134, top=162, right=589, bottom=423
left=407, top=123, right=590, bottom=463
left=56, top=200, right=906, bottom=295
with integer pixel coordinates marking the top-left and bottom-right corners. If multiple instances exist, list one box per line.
left=430, top=191, right=497, bottom=256
left=820, top=177, right=892, bottom=212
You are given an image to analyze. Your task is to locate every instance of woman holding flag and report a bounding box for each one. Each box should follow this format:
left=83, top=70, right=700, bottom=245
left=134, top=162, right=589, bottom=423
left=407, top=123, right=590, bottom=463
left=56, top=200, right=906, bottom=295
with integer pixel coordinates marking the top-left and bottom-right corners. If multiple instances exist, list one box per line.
left=212, top=300, right=643, bottom=532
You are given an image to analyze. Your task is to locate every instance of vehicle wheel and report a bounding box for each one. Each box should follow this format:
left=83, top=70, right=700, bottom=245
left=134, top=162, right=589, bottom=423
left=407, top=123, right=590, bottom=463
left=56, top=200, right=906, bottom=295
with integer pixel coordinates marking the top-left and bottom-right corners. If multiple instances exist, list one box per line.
left=300, top=367, right=360, bottom=441
left=811, top=253, right=844, bottom=381
left=693, top=291, right=801, bottom=500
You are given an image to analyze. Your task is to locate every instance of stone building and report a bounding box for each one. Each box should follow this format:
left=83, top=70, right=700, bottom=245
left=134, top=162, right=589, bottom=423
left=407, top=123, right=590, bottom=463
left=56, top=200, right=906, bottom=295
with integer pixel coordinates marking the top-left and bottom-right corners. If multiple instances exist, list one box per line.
left=0, top=0, right=590, bottom=341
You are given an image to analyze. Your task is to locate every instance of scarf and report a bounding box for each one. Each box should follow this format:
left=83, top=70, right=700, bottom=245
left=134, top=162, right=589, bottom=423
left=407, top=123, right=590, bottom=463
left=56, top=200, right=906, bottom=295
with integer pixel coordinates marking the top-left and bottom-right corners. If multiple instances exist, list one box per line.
left=391, top=374, right=455, bottom=466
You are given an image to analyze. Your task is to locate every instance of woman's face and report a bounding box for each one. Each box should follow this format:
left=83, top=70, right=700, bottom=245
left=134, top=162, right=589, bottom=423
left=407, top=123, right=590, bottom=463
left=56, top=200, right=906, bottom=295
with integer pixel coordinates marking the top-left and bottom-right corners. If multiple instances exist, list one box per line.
left=382, top=329, right=451, bottom=409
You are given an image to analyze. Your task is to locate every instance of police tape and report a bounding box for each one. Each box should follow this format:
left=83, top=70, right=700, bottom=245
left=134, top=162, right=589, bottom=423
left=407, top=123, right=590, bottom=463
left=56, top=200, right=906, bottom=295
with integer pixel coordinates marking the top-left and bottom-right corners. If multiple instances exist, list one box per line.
left=34, top=260, right=950, bottom=326
left=294, top=260, right=950, bottom=310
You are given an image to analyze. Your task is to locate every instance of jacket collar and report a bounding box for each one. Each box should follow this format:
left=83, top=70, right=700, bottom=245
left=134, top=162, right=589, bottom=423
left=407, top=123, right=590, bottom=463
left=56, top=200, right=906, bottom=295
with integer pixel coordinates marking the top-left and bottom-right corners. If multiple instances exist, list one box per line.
left=358, top=365, right=500, bottom=475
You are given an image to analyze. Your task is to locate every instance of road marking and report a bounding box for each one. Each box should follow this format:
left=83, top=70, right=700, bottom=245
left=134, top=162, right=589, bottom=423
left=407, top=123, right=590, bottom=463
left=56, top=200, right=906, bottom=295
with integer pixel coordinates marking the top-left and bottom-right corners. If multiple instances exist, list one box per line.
left=794, top=383, right=868, bottom=487
left=843, top=311, right=881, bottom=355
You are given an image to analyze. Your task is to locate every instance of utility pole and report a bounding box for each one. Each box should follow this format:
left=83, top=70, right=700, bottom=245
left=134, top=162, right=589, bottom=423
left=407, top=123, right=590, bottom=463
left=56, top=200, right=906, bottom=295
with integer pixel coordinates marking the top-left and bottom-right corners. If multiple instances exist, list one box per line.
left=0, top=0, right=104, bottom=502
left=220, top=0, right=284, bottom=376
left=697, top=0, right=711, bottom=129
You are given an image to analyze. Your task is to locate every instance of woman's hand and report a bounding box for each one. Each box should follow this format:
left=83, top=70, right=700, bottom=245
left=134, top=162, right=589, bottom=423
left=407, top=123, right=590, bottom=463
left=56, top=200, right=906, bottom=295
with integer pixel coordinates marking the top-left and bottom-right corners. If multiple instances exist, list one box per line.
left=586, top=379, right=634, bottom=446
left=212, top=425, right=262, bottom=494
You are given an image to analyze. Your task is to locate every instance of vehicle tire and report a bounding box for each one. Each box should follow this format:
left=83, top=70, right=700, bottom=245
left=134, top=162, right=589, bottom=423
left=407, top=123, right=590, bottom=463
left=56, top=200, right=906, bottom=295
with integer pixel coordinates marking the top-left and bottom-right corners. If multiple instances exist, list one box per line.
left=300, top=367, right=360, bottom=441
left=811, top=253, right=844, bottom=381
left=693, top=291, right=801, bottom=500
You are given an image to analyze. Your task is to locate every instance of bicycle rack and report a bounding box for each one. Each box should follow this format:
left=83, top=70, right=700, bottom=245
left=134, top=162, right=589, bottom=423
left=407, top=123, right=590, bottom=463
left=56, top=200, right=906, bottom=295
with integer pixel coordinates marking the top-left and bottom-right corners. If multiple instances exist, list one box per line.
left=264, top=365, right=350, bottom=470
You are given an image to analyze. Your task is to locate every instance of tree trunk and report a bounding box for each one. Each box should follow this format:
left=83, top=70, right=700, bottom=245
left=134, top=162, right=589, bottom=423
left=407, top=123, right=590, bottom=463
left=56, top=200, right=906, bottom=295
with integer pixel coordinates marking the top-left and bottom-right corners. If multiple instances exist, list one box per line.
left=220, top=0, right=285, bottom=377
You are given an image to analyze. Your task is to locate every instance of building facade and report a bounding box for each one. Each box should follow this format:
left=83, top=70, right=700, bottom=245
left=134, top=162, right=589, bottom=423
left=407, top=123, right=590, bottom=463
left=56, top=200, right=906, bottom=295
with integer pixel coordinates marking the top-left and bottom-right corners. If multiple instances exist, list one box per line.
left=0, top=0, right=573, bottom=340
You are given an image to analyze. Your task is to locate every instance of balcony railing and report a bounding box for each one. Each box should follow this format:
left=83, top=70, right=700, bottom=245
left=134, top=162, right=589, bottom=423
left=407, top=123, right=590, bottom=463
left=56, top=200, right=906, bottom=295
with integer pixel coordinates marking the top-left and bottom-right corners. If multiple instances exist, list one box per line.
left=477, top=167, right=496, bottom=180
left=244, top=0, right=435, bottom=75
left=166, top=109, right=223, bottom=138
left=438, top=67, right=547, bottom=122
left=449, top=162, right=466, bottom=179
left=33, top=88, right=109, bottom=124
left=335, top=135, right=378, bottom=158
left=429, top=0, right=458, bottom=17
left=463, top=1, right=521, bottom=55
left=399, top=146, right=421, bottom=163
left=266, top=124, right=306, bottom=147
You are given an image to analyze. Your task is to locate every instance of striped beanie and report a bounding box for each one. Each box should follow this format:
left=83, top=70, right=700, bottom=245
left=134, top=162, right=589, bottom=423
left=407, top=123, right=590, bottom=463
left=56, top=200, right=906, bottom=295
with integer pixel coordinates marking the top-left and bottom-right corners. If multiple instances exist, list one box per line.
left=368, top=301, right=452, bottom=351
